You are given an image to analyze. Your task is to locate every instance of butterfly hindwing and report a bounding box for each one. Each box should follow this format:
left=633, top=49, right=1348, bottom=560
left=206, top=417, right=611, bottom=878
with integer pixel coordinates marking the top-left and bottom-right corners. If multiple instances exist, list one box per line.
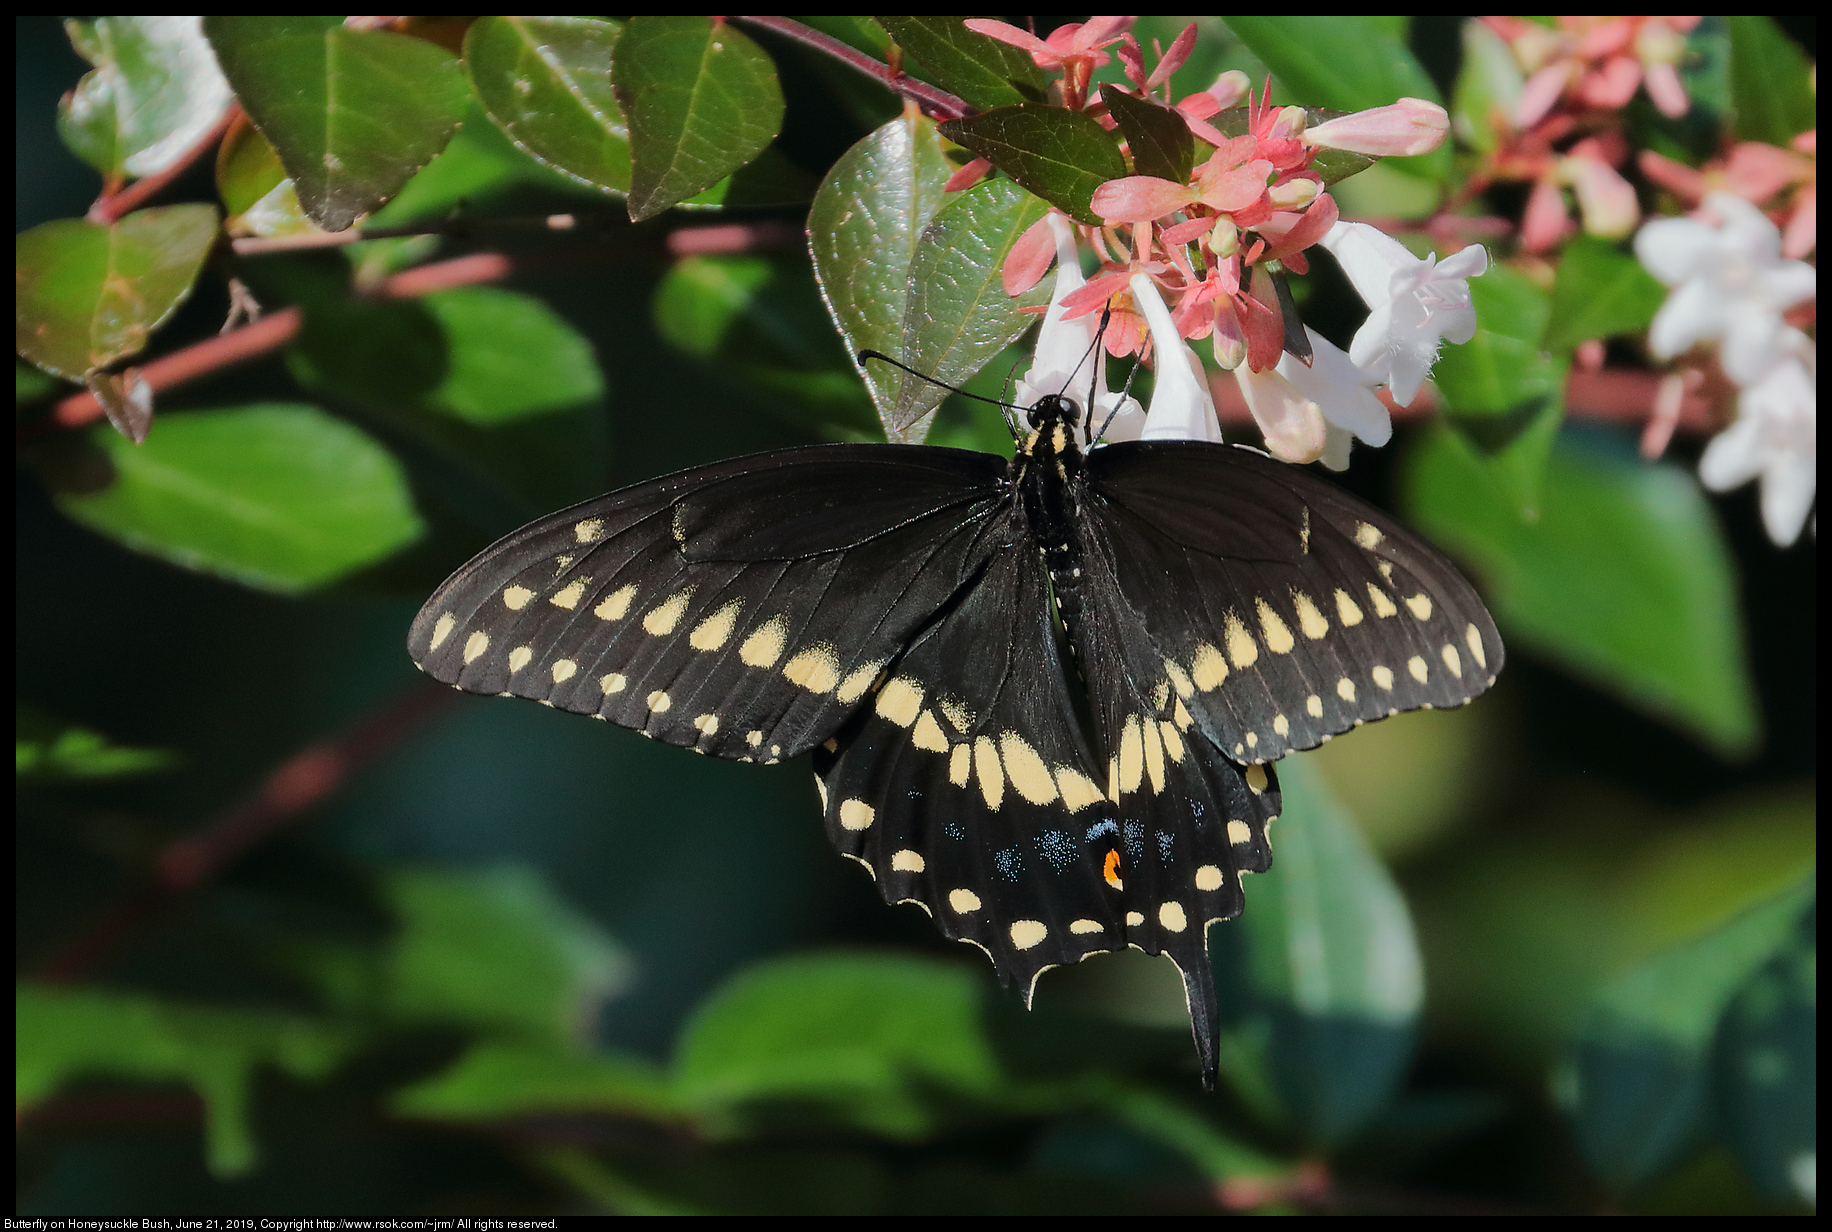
left=409, top=446, right=1007, bottom=762
left=1086, top=441, right=1504, bottom=763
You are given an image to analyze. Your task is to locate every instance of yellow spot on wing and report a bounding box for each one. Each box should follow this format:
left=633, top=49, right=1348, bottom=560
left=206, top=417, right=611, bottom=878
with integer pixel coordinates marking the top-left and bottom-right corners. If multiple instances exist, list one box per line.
left=1372, top=665, right=1394, bottom=690
left=835, top=659, right=884, bottom=704
left=1408, top=655, right=1429, bottom=683
left=1406, top=593, right=1433, bottom=621
left=746, top=729, right=762, bottom=747
left=948, top=744, right=971, bottom=786
left=1337, top=676, right=1357, bottom=702
left=1000, top=733, right=1057, bottom=805
left=949, top=888, right=981, bottom=913
left=508, top=646, right=533, bottom=673
left=1367, top=583, right=1398, bottom=618
left=939, top=696, right=974, bottom=734
left=1125, top=911, right=1145, bottom=927
left=1441, top=643, right=1463, bottom=677
left=1335, top=589, right=1364, bottom=626
left=693, top=713, right=718, bottom=735
left=1227, top=820, right=1252, bottom=844
left=974, top=736, right=1005, bottom=810
left=503, top=585, right=534, bottom=611
left=1257, top=599, right=1295, bottom=654
left=1173, top=698, right=1194, bottom=731
left=1306, top=694, right=1323, bottom=718
left=1273, top=714, right=1289, bottom=737
left=1009, top=919, right=1048, bottom=950
left=1196, top=864, right=1224, bottom=890
left=1355, top=521, right=1384, bottom=549
left=782, top=644, right=841, bottom=694
left=550, top=579, right=587, bottom=610
left=1159, top=720, right=1185, bottom=763
left=1246, top=764, right=1268, bottom=794
left=1054, top=766, right=1104, bottom=811
left=1191, top=643, right=1229, bottom=690
left=1292, top=591, right=1329, bottom=639
left=1069, top=918, right=1103, bottom=935
left=1118, top=718, right=1145, bottom=794
left=1150, top=680, right=1170, bottom=710
left=1224, top=612, right=1258, bottom=668
left=739, top=617, right=787, bottom=667
left=574, top=518, right=605, bottom=544
left=595, top=585, right=637, bottom=621
left=1142, top=718, right=1166, bottom=793
left=551, top=659, right=577, bottom=684
left=1159, top=902, right=1187, bottom=932
left=464, top=631, right=490, bottom=664
left=1164, top=660, right=1194, bottom=698
left=646, top=690, right=671, bottom=713
left=912, top=710, right=948, bottom=752
left=891, top=849, right=924, bottom=873
left=689, top=600, right=742, bottom=651
left=840, top=799, right=875, bottom=831
left=600, top=673, right=626, bottom=694
left=876, top=678, right=924, bottom=727
left=429, top=612, right=455, bottom=651
left=1466, top=623, right=1487, bottom=670
left=643, top=589, right=692, bottom=635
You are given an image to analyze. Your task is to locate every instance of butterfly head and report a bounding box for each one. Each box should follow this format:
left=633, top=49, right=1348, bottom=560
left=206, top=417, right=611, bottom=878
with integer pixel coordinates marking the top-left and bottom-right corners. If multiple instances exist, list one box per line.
left=1025, top=392, right=1080, bottom=432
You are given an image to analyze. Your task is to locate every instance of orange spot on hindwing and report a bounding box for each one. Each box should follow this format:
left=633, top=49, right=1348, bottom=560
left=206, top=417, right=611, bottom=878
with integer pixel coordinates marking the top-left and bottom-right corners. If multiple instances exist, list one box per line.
left=1102, top=847, right=1125, bottom=891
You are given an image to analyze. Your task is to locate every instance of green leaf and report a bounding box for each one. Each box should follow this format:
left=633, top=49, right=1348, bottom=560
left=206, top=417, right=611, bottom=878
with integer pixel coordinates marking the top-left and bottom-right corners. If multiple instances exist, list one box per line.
left=1403, top=424, right=1759, bottom=759
left=1711, top=901, right=1816, bottom=1205
left=877, top=16, right=1047, bottom=110
left=53, top=403, right=424, bottom=594
left=203, top=16, right=469, bottom=232
left=16, top=982, right=352, bottom=1177
left=1427, top=262, right=1566, bottom=516
left=394, top=1040, right=678, bottom=1124
left=1542, top=236, right=1668, bottom=353
left=612, top=16, right=785, bottom=222
left=940, top=105, right=1127, bottom=226
left=808, top=114, right=957, bottom=435
left=465, top=16, right=631, bottom=197
left=384, top=865, right=632, bottom=1046
left=15, top=206, right=219, bottom=382
left=416, top=288, right=605, bottom=425
left=1725, top=17, right=1815, bottom=147
left=215, top=117, right=318, bottom=238
left=1221, top=16, right=1448, bottom=183
left=673, top=951, right=1003, bottom=1138
left=16, top=707, right=175, bottom=779
left=57, top=16, right=234, bottom=182
left=1210, top=759, right=1422, bottom=1144
left=367, top=101, right=601, bottom=233
left=1561, top=876, right=1812, bottom=1189
left=1105, top=90, right=1196, bottom=185
left=1451, top=18, right=1524, bottom=157
left=891, top=178, right=1052, bottom=440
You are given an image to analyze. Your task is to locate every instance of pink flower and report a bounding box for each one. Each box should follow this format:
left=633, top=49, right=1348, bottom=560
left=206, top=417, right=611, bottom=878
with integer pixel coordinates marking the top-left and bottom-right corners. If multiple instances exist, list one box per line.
left=1486, top=16, right=1701, bottom=128
left=965, top=16, right=1134, bottom=73
left=1303, top=98, right=1450, bottom=158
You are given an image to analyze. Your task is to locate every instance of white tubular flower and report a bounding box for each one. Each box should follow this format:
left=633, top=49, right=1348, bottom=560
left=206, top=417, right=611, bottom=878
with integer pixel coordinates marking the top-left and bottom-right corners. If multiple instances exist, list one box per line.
left=1698, top=330, right=1816, bottom=547
left=1234, top=364, right=1325, bottom=463
left=1019, top=214, right=1145, bottom=443
left=1277, top=327, right=1391, bottom=470
left=1131, top=271, right=1221, bottom=443
left=1319, top=221, right=1489, bottom=407
left=1634, top=191, right=1818, bottom=386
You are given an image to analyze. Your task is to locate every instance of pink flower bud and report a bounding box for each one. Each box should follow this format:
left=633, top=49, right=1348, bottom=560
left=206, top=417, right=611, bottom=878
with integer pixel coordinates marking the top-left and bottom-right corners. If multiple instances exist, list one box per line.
left=1304, top=98, right=1450, bottom=157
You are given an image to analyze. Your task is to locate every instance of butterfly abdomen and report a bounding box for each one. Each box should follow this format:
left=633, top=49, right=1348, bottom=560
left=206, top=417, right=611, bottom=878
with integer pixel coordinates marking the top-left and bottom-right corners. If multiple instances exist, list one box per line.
left=1018, top=409, right=1092, bottom=626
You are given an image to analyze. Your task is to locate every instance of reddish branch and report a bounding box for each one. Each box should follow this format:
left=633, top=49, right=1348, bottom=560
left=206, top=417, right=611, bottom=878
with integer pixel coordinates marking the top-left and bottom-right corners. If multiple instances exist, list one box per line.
left=88, top=105, right=241, bottom=226
left=732, top=15, right=973, bottom=120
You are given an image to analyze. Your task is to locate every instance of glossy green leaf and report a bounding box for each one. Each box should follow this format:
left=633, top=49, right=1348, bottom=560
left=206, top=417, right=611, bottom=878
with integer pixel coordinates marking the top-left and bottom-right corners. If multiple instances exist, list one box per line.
left=418, top=288, right=605, bottom=425
left=1106, top=91, right=1196, bottom=185
left=54, top=403, right=424, bottom=594
left=367, top=101, right=598, bottom=232
left=384, top=865, right=632, bottom=1046
left=1403, top=424, right=1758, bottom=759
left=15, top=206, right=219, bottom=382
left=58, top=16, right=233, bottom=182
left=465, top=16, right=631, bottom=197
left=203, top=16, right=469, bottom=232
left=612, top=16, right=785, bottom=222
left=891, top=178, right=1052, bottom=440
left=1712, top=901, right=1816, bottom=1205
left=940, top=105, right=1127, bottom=226
left=1210, top=758, right=1423, bottom=1144
left=808, top=113, right=957, bottom=435
left=673, top=951, right=1002, bottom=1138
left=1451, top=18, right=1524, bottom=156
left=1543, top=236, right=1667, bottom=353
left=16, top=982, right=352, bottom=1177
left=1427, top=262, right=1566, bottom=516
left=394, top=1041, right=677, bottom=1123
left=215, top=117, right=317, bottom=238
left=15, top=708, right=175, bottom=779
left=877, top=16, right=1047, bottom=110
left=1725, top=17, right=1815, bottom=147
left=1561, top=876, right=1812, bottom=1189
left=1222, top=16, right=1448, bottom=183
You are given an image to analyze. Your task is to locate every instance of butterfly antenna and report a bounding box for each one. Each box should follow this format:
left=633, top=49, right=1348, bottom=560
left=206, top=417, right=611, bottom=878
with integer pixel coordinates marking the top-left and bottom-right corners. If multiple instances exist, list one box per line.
left=1091, top=338, right=1149, bottom=445
left=858, top=352, right=1026, bottom=422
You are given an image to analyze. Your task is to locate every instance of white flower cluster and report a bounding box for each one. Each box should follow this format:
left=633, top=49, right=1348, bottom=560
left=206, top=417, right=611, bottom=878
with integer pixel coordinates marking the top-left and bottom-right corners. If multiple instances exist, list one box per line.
left=1635, top=192, right=1817, bottom=546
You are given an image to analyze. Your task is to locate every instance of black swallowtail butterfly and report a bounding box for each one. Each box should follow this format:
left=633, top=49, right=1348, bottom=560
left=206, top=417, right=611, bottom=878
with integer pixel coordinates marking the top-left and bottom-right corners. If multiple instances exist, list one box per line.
left=408, top=382, right=1502, bottom=1087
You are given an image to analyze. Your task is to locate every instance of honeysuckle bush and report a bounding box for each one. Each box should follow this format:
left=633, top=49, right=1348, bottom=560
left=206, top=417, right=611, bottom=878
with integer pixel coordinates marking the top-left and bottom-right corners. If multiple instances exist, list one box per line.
left=14, top=15, right=1814, bottom=1215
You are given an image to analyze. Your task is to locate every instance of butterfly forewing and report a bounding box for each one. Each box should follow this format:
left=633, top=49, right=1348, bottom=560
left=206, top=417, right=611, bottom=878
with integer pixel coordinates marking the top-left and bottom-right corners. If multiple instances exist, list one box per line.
left=1086, top=442, right=1504, bottom=763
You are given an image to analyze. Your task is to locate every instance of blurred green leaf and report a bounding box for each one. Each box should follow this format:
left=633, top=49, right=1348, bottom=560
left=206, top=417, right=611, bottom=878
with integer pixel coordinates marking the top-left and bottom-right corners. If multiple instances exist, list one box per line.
left=1561, top=875, right=1812, bottom=1189
left=1211, top=759, right=1422, bottom=1144
left=1451, top=18, right=1523, bottom=157
left=16, top=707, right=175, bottom=779
left=891, top=178, right=1051, bottom=440
left=215, top=117, right=317, bottom=238
left=394, top=1040, right=677, bottom=1123
left=16, top=982, right=352, bottom=1177
left=384, top=865, right=632, bottom=1046
left=1427, top=263, right=1565, bottom=516
left=1221, top=16, right=1448, bottom=183
left=367, top=102, right=598, bottom=233
left=58, top=16, right=233, bottom=182
left=808, top=113, right=956, bottom=434
left=1542, top=236, right=1667, bottom=353
left=17, top=361, right=66, bottom=407
left=466, top=16, right=631, bottom=197
left=940, top=105, right=1126, bottom=226
left=679, top=146, right=819, bottom=210
left=1307, top=704, right=1499, bottom=862
left=1725, top=17, right=1815, bottom=147
left=673, top=951, right=1003, bottom=1138
left=15, top=206, right=219, bottom=382
left=54, top=403, right=424, bottom=593
left=1403, top=424, right=1758, bottom=759
left=415, top=288, right=605, bottom=425
left=1106, top=91, right=1196, bottom=185
left=204, top=16, right=469, bottom=232
left=877, top=16, right=1047, bottom=110
left=1711, top=901, right=1816, bottom=1206
left=612, top=16, right=784, bottom=222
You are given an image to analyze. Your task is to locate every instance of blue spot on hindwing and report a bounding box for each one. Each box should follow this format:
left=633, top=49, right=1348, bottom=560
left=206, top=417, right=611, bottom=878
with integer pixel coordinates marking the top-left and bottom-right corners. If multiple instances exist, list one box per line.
left=994, top=847, right=1022, bottom=882
left=1156, top=830, right=1175, bottom=862
left=1035, top=830, right=1076, bottom=872
left=1122, top=820, right=1145, bottom=861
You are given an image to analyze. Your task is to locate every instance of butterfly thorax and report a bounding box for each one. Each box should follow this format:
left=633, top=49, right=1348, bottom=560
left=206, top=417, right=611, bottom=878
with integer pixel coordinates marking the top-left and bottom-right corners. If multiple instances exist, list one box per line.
left=1013, top=394, right=1089, bottom=624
